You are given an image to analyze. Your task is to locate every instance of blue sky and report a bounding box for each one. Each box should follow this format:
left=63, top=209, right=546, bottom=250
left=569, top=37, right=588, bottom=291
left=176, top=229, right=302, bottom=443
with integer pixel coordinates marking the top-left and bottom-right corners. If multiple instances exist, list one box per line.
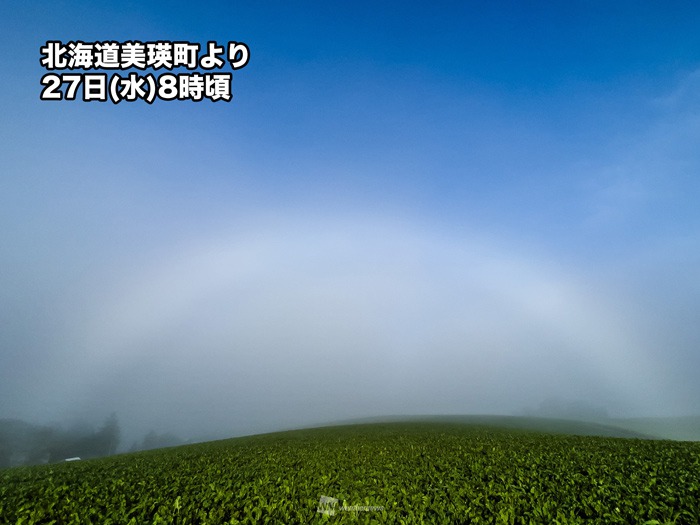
left=1, top=1, right=699, bottom=443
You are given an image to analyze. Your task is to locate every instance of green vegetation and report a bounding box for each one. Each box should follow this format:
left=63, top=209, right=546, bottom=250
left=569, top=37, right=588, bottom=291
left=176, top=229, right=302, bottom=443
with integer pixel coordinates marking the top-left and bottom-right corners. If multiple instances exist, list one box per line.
left=2, top=420, right=699, bottom=524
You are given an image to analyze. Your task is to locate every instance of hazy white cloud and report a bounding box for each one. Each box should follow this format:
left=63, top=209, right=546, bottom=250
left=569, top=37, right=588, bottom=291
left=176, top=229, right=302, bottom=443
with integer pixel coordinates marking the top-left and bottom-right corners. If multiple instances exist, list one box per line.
left=5, top=213, right=677, bottom=441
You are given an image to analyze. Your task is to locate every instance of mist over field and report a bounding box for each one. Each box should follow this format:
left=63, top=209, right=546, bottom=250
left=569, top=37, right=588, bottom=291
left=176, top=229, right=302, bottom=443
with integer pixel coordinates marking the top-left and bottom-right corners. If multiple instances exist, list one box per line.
left=1, top=1, right=700, bottom=452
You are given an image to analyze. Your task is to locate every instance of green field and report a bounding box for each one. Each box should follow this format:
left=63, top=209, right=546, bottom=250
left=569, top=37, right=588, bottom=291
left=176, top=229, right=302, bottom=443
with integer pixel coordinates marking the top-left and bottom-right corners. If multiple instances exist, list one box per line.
left=2, top=418, right=699, bottom=524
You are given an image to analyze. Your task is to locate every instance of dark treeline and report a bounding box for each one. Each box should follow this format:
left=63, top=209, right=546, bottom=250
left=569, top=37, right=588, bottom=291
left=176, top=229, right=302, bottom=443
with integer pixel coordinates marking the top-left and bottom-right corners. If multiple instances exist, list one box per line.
left=0, top=415, right=185, bottom=468
left=0, top=413, right=120, bottom=468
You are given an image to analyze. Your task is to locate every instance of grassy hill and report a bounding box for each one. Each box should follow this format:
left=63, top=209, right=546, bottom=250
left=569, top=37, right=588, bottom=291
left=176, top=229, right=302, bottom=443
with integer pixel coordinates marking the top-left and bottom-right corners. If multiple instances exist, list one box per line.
left=324, top=414, right=656, bottom=439
left=2, top=417, right=699, bottom=524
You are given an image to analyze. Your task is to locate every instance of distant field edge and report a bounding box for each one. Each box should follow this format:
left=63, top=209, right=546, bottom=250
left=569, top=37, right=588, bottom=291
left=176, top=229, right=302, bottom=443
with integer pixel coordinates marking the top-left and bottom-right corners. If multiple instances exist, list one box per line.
left=294, top=413, right=700, bottom=441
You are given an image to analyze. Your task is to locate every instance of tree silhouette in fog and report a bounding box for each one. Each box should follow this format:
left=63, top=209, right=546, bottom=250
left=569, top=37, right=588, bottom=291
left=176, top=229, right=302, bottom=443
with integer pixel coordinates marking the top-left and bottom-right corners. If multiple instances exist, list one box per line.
left=0, top=414, right=121, bottom=467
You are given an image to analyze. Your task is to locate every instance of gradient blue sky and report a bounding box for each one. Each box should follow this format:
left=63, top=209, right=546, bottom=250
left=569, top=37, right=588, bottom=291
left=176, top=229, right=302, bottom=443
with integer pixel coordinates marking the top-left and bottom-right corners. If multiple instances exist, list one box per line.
left=1, top=1, right=699, bottom=443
